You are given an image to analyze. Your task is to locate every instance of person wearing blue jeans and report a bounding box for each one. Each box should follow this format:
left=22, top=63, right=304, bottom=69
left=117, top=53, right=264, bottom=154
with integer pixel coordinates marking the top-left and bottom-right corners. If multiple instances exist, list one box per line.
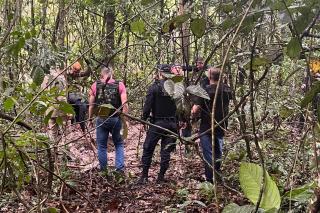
left=88, top=66, right=129, bottom=171
left=191, top=67, right=232, bottom=182
left=200, top=134, right=224, bottom=182
left=96, top=117, right=125, bottom=171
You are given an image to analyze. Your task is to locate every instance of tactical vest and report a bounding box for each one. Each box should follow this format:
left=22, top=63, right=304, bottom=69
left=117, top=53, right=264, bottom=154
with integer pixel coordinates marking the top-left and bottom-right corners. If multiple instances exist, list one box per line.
left=95, top=80, right=121, bottom=111
left=153, top=80, right=176, bottom=119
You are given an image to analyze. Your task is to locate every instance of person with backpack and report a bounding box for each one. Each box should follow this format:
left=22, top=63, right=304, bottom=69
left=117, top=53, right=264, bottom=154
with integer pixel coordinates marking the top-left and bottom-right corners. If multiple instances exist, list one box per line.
left=88, top=66, right=128, bottom=172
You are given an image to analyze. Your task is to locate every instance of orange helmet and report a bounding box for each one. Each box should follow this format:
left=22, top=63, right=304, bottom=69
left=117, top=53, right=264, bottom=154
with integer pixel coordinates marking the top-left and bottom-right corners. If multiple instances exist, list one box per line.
left=71, top=61, right=81, bottom=71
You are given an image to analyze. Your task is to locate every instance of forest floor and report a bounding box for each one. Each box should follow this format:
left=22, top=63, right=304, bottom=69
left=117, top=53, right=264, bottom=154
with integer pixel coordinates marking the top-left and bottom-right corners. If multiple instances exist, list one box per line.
left=0, top=121, right=310, bottom=212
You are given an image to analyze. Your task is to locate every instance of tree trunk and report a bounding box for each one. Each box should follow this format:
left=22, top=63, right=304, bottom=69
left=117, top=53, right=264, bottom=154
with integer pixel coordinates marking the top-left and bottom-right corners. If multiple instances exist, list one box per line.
left=52, top=0, right=67, bottom=48
left=104, top=2, right=115, bottom=66
left=157, top=0, right=165, bottom=62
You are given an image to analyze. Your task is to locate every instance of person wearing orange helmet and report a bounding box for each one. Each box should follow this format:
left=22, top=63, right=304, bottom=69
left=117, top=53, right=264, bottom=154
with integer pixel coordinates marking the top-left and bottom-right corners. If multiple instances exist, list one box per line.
left=67, top=60, right=91, bottom=132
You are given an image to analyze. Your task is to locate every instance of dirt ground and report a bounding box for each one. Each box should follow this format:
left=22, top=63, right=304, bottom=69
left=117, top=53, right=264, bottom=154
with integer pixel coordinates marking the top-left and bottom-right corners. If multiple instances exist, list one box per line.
left=1, top=122, right=244, bottom=212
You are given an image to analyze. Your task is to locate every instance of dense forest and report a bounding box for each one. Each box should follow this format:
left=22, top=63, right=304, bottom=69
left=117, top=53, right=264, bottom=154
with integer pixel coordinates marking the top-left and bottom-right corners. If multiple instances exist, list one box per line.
left=1, top=0, right=320, bottom=212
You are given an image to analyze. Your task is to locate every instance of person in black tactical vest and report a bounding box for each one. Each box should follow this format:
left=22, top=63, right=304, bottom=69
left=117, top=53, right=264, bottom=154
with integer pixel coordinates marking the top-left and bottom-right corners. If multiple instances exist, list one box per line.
left=88, top=66, right=129, bottom=171
left=138, top=64, right=178, bottom=184
left=191, top=67, right=232, bottom=183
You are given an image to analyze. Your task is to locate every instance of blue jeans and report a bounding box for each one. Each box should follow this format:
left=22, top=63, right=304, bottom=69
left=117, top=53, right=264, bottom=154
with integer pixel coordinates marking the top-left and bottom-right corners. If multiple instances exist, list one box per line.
left=96, top=116, right=124, bottom=171
left=200, top=134, right=223, bottom=181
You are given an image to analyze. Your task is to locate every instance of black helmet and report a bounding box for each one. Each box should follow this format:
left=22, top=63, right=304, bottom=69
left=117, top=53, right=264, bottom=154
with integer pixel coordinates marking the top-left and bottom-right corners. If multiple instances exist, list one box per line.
left=156, top=64, right=171, bottom=73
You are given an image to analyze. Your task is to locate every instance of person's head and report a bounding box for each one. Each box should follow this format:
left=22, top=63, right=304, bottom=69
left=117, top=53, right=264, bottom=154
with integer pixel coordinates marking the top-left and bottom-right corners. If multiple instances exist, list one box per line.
left=100, top=66, right=113, bottom=81
left=208, top=67, right=221, bottom=82
left=156, top=64, right=171, bottom=80
left=71, top=61, right=81, bottom=73
left=195, top=57, right=204, bottom=70
left=171, top=64, right=183, bottom=76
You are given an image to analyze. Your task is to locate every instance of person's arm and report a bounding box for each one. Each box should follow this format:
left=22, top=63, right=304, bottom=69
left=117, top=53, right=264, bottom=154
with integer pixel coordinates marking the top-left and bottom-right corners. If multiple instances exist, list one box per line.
left=191, top=105, right=201, bottom=118
left=88, top=83, right=96, bottom=124
left=118, top=82, right=129, bottom=114
left=142, top=85, right=154, bottom=121
left=88, top=94, right=95, bottom=120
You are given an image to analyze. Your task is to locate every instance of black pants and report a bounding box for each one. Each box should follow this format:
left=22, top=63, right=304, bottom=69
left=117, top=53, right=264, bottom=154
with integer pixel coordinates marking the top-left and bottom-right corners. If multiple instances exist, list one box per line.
left=141, top=119, right=177, bottom=175
left=68, top=94, right=87, bottom=132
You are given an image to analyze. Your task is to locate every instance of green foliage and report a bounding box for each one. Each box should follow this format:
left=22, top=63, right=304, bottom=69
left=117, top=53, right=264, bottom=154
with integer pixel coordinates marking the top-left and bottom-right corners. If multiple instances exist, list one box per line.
left=3, top=96, right=17, bottom=112
left=239, top=162, right=281, bottom=211
left=96, top=103, right=115, bottom=117
left=284, top=182, right=317, bottom=203
left=244, top=57, right=271, bottom=71
left=190, top=18, right=206, bottom=38
left=130, top=20, right=145, bottom=34
left=45, top=207, right=60, bottom=213
left=8, top=37, right=25, bottom=57
left=58, top=101, right=75, bottom=115
left=300, top=81, right=320, bottom=108
left=218, top=3, right=234, bottom=14
left=286, top=37, right=301, bottom=59
left=279, top=105, right=294, bottom=119
left=186, top=85, right=210, bottom=100
left=176, top=188, right=189, bottom=202
left=32, top=66, right=45, bottom=86
left=222, top=203, right=257, bottom=213
left=44, top=110, right=54, bottom=125
left=199, top=182, right=215, bottom=201
left=141, top=0, right=153, bottom=6
left=162, top=14, right=191, bottom=33
left=267, top=0, right=294, bottom=10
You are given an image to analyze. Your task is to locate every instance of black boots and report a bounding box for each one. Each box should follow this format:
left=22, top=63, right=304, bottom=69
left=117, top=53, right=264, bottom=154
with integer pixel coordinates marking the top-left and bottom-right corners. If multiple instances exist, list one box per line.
left=137, top=175, right=148, bottom=185
left=156, top=169, right=167, bottom=184
left=137, top=167, right=149, bottom=185
left=137, top=167, right=168, bottom=184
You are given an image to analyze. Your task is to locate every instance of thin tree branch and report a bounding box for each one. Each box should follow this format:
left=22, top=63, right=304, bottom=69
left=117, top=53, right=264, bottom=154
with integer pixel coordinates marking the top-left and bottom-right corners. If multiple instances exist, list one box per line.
left=0, top=111, right=33, bottom=130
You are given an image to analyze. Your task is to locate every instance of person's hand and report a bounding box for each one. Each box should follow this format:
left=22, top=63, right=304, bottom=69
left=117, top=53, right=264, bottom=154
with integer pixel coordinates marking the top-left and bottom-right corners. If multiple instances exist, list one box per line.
left=88, top=120, right=94, bottom=129
left=179, top=121, right=187, bottom=129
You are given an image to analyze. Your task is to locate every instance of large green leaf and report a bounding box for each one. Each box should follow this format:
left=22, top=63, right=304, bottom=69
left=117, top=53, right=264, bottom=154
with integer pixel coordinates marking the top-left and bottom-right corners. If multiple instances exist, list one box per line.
left=3, top=96, right=16, bottom=112
left=32, top=66, right=45, bottom=86
left=162, top=14, right=190, bottom=33
left=96, top=103, right=115, bottom=117
left=190, top=18, right=206, bottom=38
left=186, top=85, right=210, bottom=100
left=58, top=101, right=75, bottom=115
left=173, top=82, right=185, bottom=100
left=222, top=203, right=257, bottom=213
left=300, top=81, right=320, bottom=108
left=239, top=162, right=281, bottom=211
left=130, top=20, right=145, bottom=34
left=244, top=57, right=271, bottom=71
left=164, top=79, right=175, bottom=96
left=286, top=37, right=301, bottom=59
left=279, top=105, right=294, bottom=119
left=284, top=182, right=316, bottom=203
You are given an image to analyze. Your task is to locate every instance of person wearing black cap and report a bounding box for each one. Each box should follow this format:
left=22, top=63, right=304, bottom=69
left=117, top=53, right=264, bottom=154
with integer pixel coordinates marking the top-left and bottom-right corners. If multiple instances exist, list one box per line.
left=137, top=64, right=178, bottom=184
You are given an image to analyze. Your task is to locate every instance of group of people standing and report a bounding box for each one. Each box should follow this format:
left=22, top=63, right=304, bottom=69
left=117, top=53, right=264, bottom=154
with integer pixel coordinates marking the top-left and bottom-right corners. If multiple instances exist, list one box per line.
left=45, top=57, right=232, bottom=185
